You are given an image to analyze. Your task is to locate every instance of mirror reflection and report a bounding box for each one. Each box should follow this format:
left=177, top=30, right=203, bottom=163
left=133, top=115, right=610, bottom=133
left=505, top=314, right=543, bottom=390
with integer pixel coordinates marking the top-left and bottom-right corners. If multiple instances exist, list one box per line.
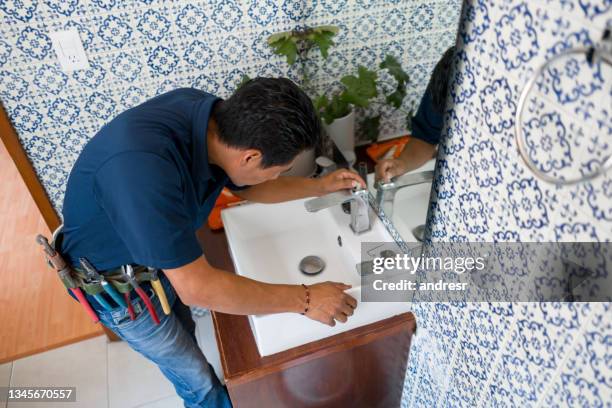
left=366, top=46, right=457, bottom=243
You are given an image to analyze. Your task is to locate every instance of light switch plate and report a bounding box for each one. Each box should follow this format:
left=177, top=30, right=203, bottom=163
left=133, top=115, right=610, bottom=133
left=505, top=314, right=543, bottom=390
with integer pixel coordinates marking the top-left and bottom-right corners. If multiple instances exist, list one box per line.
left=49, top=29, right=90, bottom=72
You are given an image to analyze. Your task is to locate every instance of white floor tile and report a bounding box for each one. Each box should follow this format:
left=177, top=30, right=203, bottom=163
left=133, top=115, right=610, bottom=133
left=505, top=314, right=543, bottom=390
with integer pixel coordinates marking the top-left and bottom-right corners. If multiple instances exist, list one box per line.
left=8, top=336, right=107, bottom=408
left=107, top=340, right=175, bottom=408
left=1, top=363, right=11, bottom=408
left=136, top=394, right=182, bottom=408
left=0, top=362, right=12, bottom=386
left=194, top=313, right=224, bottom=383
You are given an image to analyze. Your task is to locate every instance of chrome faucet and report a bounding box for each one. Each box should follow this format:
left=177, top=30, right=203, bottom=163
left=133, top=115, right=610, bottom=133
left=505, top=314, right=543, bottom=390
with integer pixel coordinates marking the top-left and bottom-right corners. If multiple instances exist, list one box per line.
left=374, top=170, right=435, bottom=217
left=304, top=188, right=372, bottom=234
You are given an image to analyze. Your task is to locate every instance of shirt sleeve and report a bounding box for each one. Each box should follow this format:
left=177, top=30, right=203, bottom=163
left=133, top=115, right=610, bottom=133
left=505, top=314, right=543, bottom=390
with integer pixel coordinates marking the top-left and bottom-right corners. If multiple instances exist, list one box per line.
left=410, top=87, right=444, bottom=146
left=94, top=151, right=203, bottom=269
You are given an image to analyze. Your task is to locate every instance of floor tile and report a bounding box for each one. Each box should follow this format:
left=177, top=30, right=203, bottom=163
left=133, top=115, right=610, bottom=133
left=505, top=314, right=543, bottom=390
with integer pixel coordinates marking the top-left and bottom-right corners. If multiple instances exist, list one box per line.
left=194, top=313, right=224, bottom=383
left=8, top=336, right=107, bottom=408
left=1, top=363, right=11, bottom=408
left=107, top=340, right=174, bottom=408
left=136, top=394, right=182, bottom=408
left=0, top=363, right=11, bottom=387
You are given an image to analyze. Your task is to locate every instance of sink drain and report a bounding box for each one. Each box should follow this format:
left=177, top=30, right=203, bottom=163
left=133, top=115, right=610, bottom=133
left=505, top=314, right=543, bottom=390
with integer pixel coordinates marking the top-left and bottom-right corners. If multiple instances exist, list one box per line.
left=299, top=255, right=326, bottom=276
left=380, top=250, right=396, bottom=259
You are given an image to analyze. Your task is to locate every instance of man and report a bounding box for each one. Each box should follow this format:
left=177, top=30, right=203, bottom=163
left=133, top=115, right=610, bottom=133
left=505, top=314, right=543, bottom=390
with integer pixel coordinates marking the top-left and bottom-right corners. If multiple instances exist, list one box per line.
left=376, top=47, right=455, bottom=182
left=60, top=78, right=364, bottom=407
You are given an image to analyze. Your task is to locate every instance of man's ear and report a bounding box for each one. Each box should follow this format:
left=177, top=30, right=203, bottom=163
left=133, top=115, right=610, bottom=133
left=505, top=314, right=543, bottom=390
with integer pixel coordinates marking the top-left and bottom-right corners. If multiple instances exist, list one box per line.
left=240, top=149, right=262, bottom=167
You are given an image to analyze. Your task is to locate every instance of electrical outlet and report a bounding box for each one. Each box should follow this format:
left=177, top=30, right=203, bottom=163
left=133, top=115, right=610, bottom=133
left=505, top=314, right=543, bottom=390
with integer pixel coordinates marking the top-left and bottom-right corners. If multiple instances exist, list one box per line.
left=49, top=29, right=90, bottom=72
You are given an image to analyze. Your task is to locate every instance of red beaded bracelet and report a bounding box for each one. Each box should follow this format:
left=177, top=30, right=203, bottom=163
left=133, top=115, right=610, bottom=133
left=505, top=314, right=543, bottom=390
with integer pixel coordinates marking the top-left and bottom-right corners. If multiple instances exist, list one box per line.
left=301, top=284, right=310, bottom=314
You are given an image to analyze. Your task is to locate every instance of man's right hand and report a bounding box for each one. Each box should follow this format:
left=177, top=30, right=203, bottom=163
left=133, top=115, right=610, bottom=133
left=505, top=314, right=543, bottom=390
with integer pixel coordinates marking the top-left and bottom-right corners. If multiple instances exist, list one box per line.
left=375, top=158, right=409, bottom=183
left=305, top=282, right=357, bottom=326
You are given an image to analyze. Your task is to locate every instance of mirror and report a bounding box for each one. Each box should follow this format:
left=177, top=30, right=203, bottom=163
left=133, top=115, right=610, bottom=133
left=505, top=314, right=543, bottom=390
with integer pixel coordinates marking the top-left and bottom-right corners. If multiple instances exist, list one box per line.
left=351, top=3, right=463, bottom=243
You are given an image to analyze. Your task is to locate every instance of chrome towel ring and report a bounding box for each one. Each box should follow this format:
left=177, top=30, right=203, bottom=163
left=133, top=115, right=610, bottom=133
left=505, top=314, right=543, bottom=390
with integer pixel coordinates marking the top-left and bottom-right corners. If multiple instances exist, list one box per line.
left=515, top=33, right=612, bottom=186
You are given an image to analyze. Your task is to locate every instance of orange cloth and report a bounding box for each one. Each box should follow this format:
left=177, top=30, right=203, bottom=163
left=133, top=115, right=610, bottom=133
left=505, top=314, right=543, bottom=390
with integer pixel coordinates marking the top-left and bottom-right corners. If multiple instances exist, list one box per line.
left=207, top=188, right=245, bottom=230
left=366, top=136, right=410, bottom=162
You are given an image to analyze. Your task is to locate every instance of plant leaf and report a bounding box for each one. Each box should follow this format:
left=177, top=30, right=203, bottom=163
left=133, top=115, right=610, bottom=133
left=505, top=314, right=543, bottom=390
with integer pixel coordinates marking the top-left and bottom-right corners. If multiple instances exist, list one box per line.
left=268, top=37, right=298, bottom=65
left=386, top=82, right=407, bottom=108
left=313, top=94, right=329, bottom=111
left=267, top=31, right=292, bottom=45
left=310, top=30, right=336, bottom=59
left=312, top=25, right=339, bottom=35
left=361, top=115, right=381, bottom=142
left=237, top=74, right=251, bottom=89
left=380, top=54, right=409, bottom=86
left=322, top=94, right=351, bottom=124
left=405, top=109, right=415, bottom=132
left=340, top=66, right=378, bottom=107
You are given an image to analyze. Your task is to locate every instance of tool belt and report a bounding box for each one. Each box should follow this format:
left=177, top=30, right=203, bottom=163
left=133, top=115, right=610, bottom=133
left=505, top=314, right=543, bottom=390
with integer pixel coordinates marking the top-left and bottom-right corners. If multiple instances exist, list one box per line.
left=37, top=226, right=170, bottom=325
left=72, top=265, right=154, bottom=296
left=49, top=229, right=155, bottom=296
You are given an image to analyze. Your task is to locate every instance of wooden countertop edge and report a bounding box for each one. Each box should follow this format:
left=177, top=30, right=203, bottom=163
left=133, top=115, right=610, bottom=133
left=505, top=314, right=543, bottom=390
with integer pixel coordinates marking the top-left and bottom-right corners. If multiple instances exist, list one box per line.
left=213, top=311, right=416, bottom=387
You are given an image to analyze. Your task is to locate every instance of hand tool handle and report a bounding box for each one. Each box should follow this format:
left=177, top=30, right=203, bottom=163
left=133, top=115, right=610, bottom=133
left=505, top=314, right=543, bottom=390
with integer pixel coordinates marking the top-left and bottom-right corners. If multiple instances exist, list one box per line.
left=36, top=235, right=67, bottom=270
left=70, top=288, right=99, bottom=323
left=124, top=293, right=136, bottom=320
left=79, top=258, right=101, bottom=281
left=102, top=281, right=126, bottom=308
left=135, top=287, right=160, bottom=325
left=151, top=279, right=171, bottom=315
left=92, top=293, right=113, bottom=311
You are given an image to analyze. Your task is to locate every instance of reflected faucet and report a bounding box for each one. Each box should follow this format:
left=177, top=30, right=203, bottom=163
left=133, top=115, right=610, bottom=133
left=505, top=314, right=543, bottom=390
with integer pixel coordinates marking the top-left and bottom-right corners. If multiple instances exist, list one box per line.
left=374, top=170, right=435, bottom=217
left=304, top=188, right=371, bottom=234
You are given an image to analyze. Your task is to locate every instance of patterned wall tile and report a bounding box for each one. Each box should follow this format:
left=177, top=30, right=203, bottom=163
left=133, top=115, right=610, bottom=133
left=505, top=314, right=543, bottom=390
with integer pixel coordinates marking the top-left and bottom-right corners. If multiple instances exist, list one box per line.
left=403, top=0, right=611, bottom=407
left=0, top=0, right=461, bottom=212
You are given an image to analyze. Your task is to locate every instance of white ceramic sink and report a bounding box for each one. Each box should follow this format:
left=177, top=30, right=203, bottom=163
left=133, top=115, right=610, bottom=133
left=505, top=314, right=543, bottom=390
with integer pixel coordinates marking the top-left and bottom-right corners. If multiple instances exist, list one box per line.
left=221, top=195, right=410, bottom=356
left=368, top=159, right=435, bottom=243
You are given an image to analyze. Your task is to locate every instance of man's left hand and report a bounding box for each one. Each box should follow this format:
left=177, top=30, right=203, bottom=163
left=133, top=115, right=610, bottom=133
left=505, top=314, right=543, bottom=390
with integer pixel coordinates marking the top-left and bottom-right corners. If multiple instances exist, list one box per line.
left=317, top=169, right=366, bottom=195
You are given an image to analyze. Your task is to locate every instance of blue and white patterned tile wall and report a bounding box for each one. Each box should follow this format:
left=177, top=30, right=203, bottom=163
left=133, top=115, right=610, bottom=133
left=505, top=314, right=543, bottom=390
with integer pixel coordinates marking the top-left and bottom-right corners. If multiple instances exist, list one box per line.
left=402, top=1, right=611, bottom=407
left=0, top=0, right=460, bottom=212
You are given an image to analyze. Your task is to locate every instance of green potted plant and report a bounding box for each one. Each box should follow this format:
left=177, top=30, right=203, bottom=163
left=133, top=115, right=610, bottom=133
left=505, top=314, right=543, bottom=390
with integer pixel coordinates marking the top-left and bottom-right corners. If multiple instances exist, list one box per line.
left=267, top=26, right=413, bottom=159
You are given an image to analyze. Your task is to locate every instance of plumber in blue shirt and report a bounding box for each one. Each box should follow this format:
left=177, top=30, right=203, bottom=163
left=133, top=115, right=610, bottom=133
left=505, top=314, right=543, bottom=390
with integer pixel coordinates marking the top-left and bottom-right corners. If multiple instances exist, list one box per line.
left=376, top=47, right=455, bottom=182
left=60, top=78, right=363, bottom=408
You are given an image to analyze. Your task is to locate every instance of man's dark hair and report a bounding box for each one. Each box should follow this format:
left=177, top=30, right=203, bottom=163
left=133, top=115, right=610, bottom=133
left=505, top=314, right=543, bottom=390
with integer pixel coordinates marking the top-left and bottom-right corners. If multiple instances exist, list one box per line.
left=427, top=46, right=456, bottom=114
left=214, top=77, right=321, bottom=168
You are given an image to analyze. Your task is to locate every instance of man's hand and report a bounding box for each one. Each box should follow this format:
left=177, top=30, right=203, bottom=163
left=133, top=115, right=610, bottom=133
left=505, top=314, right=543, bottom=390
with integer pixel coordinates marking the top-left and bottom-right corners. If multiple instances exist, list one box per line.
left=305, top=282, right=357, bottom=326
left=375, top=158, right=409, bottom=183
left=318, top=169, right=366, bottom=195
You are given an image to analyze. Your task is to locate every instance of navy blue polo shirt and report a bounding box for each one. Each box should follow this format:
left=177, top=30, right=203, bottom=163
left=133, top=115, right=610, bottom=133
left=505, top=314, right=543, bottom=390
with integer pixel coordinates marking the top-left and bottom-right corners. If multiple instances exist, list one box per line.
left=411, top=87, right=443, bottom=146
left=61, top=88, right=242, bottom=271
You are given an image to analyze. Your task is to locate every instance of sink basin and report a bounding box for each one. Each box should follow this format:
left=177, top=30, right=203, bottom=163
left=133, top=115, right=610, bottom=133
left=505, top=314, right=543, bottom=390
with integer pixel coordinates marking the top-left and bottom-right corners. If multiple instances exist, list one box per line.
left=221, top=196, right=411, bottom=356
left=367, top=159, right=435, bottom=243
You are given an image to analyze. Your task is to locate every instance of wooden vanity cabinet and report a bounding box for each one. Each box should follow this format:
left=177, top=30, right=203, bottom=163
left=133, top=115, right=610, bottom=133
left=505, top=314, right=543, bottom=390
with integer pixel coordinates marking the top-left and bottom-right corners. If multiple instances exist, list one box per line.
left=197, top=227, right=416, bottom=408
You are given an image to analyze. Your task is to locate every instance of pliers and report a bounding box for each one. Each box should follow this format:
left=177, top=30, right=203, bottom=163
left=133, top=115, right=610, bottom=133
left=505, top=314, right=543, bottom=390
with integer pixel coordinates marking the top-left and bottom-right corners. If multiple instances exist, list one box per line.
left=79, top=258, right=126, bottom=310
left=121, top=265, right=160, bottom=325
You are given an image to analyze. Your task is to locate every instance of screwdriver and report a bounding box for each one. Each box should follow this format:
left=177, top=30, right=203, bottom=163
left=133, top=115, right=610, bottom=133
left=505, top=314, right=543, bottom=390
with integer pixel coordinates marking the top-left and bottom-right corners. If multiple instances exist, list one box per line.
left=122, top=265, right=160, bottom=325
left=79, top=258, right=126, bottom=309
left=149, top=268, right=171, bottom=315
left=36, top=235, right=99, bottom=323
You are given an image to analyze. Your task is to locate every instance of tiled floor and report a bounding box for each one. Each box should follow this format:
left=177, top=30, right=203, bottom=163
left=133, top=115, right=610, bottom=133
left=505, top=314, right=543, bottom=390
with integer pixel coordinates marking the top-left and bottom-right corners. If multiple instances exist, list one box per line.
left=1, top=313, right=223, bottom=408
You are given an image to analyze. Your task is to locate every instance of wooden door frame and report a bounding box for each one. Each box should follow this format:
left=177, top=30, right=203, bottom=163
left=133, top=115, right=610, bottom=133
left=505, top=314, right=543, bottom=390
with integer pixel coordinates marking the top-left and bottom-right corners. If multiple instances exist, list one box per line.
left=0, top=103, right=119, bottom=341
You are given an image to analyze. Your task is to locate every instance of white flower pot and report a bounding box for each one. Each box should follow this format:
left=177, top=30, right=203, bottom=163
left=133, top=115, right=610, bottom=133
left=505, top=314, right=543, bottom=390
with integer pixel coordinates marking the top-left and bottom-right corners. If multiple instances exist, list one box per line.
left=323, top=110, right=355, bottom=158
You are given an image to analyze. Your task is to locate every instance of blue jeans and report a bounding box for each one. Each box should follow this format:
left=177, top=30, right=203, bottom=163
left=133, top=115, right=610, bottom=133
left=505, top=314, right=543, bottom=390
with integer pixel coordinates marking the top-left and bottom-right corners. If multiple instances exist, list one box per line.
left=93, top=273, right=232, bottom=408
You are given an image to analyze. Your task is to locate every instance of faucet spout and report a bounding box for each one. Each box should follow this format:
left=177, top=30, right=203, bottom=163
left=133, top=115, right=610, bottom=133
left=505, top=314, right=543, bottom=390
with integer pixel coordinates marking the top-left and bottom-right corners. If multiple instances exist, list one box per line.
left=374, top=170, right=434, bottom=217
left=304, top=189, right=372, bottom=234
